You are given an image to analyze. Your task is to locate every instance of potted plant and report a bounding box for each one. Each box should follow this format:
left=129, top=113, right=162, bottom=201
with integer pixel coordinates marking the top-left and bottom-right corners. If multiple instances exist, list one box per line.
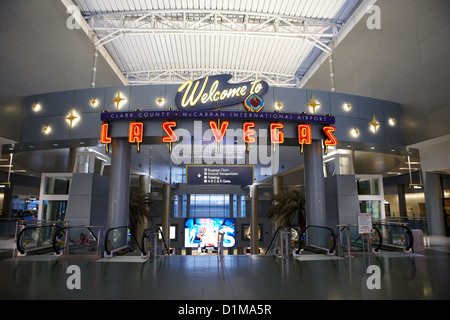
left=129, top=187, right=156, bottom=250
left=266, top=189, right=306, bottom=230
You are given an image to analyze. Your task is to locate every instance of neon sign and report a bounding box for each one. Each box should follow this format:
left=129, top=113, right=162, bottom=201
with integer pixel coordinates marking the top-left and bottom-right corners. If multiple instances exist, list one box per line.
left=100, top=121, right=338, bottom=153
left=175, top=74, right=269, bottom=111
left=100, top=122, right=112, bottom=152
left=129, top=122, right=143, bottom=152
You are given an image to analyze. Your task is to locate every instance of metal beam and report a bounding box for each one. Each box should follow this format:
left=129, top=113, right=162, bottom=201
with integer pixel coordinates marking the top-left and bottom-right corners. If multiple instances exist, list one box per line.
left=60, top=0, right=129, bottom=86
left=124, top=68, right=301, bottom=87
left=87, top=9, right=338, bottom=53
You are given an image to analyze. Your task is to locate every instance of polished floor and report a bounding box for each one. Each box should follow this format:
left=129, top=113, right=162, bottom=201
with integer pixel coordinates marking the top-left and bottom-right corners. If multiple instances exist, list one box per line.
left=0, top=236, right=449, bottom=301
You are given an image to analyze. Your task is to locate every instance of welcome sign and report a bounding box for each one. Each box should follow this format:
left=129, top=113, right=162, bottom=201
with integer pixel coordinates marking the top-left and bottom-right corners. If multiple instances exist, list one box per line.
left=175, top=74, right=269, bottom=111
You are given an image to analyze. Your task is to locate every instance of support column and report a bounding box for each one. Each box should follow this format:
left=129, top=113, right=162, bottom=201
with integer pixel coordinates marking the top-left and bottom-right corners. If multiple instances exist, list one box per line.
left=423, top=171, right=445, bottom=236
left=136, top=175, right=150, bottom=241
left=303, top=140, right=326, bottom=227
left=397, top=184, right=407, bottom=217
left=250, top=185, right=259, bottom=255
left=107, top=139, right=131, bottom=229
left=273, top=175, right=283, bottom=231
left=162, top=183, right=171, bottom=248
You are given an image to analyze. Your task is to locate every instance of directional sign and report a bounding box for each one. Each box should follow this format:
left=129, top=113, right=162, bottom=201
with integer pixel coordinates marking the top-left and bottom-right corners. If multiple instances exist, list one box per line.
left=186, top=165, right=253, bottom=185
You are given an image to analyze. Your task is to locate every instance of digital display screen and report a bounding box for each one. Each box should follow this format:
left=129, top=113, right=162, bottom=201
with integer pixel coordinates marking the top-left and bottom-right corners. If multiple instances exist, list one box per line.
left=185, top=218, right=235, bottom=248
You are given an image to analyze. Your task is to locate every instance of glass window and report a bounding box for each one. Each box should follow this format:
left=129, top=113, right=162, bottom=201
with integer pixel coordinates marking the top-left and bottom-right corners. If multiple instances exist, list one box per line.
left=42, top=200, right=67, bottom=221
left=359, top=200, right=381, bottom=219
left=356, top=177, right=380, bottom=195
left=44, top=177, right=71, bottom=195
left=190, top=194, right=230, bottom=217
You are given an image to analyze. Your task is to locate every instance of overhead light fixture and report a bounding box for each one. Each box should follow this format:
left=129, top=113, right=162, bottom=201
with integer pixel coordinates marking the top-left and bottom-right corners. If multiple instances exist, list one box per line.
left=156, top=97, right=165, bottom=106
left=42, top=125, right=52, bottom=135
left=369, top=114, right=380, bottom=133
left=32, top=103, right=41, bottom=112
left=351, top=128, right=360, bottom=137
left=388, top=117, right=396, bottom=126
left=274, top=101, right=282, bottom=112
left=307, top=94, right=320, bottom=114
left=90, top=98, right=99, bottom=108
left=344, top=102, right=352, bottom=111
left=111, top=90, right=126, bottom=110
left=65, top=108, right=80, bottom=128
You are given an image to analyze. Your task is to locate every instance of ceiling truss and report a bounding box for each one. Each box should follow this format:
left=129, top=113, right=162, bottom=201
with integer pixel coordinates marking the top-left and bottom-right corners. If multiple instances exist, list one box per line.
left=124, top=68, right=301, bottom=87
left=84, top=9, right=340, bottom=86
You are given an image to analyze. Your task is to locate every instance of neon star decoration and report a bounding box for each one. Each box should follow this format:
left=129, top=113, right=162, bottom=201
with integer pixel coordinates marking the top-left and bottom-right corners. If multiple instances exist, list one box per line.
left=351, top=128, right=360, bottom=137
left=32, top=103, right=41, bottom=112
left=65, top=108, right=80, bottom=128
left=369, top=114, right=380, bottom=133
left=90, top=98, right=99, bottom=108
left=274, top=101, right=282, bottom=112
left=42, top=125, right=51, bottom=135
left=307, top=94, right=320, bottom=114
left=111, top=90, right=126, bottom=110
left=156, top=97, right=165, bottom=106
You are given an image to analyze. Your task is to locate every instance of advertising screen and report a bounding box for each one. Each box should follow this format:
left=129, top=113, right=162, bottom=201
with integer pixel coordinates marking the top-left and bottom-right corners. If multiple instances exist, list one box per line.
left=185, top=218, right=235, bottom=248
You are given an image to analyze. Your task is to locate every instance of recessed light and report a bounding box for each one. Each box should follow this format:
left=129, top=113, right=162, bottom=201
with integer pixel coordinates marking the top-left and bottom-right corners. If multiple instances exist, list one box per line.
left=32, top=103, right=41, bottom=112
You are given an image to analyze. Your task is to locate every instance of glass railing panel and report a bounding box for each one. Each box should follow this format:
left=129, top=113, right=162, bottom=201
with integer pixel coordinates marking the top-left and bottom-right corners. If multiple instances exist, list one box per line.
left=105, top=226, right=130, bottom=255
left=374, top=223, right=413, bottom=251
left=303, top=226, right=336, bottom=253
left=142, top=226, right=170, bottom=256
left=66, top=227, right=98, bottom=254
left=18, top=225, right=60, bottom=254
left=337, top=225, right=381, bottom=254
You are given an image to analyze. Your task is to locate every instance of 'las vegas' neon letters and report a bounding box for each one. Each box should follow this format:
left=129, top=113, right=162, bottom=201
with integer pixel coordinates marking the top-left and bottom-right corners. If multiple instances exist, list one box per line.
left=100, top=121, right=338, bottom=151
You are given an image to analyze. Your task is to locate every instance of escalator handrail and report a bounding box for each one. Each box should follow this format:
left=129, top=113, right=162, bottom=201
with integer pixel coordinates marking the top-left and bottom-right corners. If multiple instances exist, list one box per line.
left=372, top=226, right=383, bottom=252
left=265, top=226, right=289, bottom=255
left=296, top=225, right=337, bottom=254
left=17, top=224, right=62, bottom=255
left=141, top=226, right=170, bottom=256
left=52, top=226, right=99, bottom=254
left=373, top=222, right=414, bottom=252
left=338, top=224, right=383, bottom=253
left=104, top=225, right=145, bottom=256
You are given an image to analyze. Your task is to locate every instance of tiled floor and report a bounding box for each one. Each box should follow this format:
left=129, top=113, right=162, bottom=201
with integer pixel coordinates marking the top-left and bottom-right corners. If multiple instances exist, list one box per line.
left=0, top=236, right=449, bottom=300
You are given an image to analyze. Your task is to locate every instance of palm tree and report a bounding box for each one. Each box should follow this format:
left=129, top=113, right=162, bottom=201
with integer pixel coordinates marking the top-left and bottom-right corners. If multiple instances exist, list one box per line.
left=129, top=187, right=156, bottom=248
left=266, top=189, right=306, bottom=232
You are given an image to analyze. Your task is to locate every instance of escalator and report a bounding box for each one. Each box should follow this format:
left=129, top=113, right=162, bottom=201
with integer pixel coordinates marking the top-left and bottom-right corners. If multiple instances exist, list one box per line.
left=265, top=225, right=337, bottom=258
left=337, top=225, right=383, bottom=255
left=104, top=225, right=170, bottom=258
left=295, top=225, right=337, bottom=256
left=373, top=221, right=413, bottom=253
left=53, top=226, right=102, bottom=258
left=16, top=222, right=65, bottom=256
left=140, top=226, right=171, bottom=257
left=337, top=222, right=414, bottom=255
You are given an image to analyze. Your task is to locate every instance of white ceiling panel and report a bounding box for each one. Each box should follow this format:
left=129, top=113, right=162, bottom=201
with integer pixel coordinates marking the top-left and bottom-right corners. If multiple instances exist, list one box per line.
left=69, top=0, right=364, bottom=86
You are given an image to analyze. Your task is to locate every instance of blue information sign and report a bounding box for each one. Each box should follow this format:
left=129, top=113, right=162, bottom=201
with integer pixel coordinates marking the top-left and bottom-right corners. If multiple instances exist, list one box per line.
left=186, top=165, right=254, bottom=185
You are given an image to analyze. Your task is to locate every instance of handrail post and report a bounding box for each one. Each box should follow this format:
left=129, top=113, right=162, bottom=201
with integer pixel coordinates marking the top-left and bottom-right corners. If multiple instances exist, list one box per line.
left=285, top=229, right=290, bottom=257
left=346, top=226, right=352, bottom=259
left=279, top=229, right=284, bottom=257
left=12, top=220, right=20, bottom=259
left=153, top=233, right=158, bottom=257
left=97, top=230, right=102, bottom=256
left=217, top=231, right=224, bottom=257
left=63, top=229, right=70, bottom=255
